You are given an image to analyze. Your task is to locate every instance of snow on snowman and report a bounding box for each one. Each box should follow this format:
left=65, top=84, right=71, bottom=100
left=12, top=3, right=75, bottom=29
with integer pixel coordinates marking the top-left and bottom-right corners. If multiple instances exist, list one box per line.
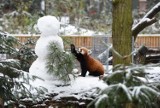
left=29, top=15, right=74, bottom=83
left=28, top=15, right=107, bottom=94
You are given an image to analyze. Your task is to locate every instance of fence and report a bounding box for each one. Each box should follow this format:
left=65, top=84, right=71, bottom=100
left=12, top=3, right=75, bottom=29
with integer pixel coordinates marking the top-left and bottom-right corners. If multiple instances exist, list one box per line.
left=11, top=34, right=160, bottom=64
left=1, top=34, right=158, bottom=65
left=12, top=33, right=160, bottom=48
left=135, top=34, right=160, bottom=49
left=12, top=34, right=112, bottom=57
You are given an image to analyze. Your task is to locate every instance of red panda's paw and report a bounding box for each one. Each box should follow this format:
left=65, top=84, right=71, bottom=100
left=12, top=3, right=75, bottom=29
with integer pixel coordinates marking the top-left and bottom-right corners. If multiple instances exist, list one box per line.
left=78, top=74, right=85, bottom=77
left=99, top=75, right=104, bottom=80
left=72, top=68, right=79, bottom=74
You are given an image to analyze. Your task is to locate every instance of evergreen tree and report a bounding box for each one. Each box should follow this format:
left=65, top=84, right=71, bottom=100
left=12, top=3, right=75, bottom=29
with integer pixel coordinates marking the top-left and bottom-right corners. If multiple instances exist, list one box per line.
left=0, top=32, right=36, bottom=71
left=46, top=42, right=75, bottom=83
left=16, top=38, right=37, bottom=71
left=88, top=64, right=160, bottom=108
left=0, top=32, right=45, bottom=107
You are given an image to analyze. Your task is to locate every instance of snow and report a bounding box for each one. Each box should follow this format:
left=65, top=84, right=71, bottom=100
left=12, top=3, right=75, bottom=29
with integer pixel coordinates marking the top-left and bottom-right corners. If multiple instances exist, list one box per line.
left=132, top=86, right=141, bottom=99
left=132, top=18, right=152, bottom=31
left=29, top=74, right=107, bottom=99
left=28, top=15, right=107, bottom=100
left=95, top=94, right=108, bottom=108
left=132, top=2, right=160, bottom=34
left=40, top=0, right=45, bottom=11
left=29, top=15, right=64, bottom=82
left=28, top=64, right=159, bottom=102
left=29, top=65, right=109, bottom=93
left=27, top=71, right=108, bottom=101
left=0, top=54, right=7, bottom=60
left=34, top=35, right=64, bottom=59
left=23, top=15, right=160, bottom=106
left=131, top=85, right=160, bottom=99
left=145, top=66, right=160, bottom=82
left=60, top=24, right=104, bottom=36
left=143, top=2, right=160, bottom=19
left=145, top=67, right=160, bottom=73
left=37, top=16, right=60, bottom=36
left=118, top=83, right=132, bottom=101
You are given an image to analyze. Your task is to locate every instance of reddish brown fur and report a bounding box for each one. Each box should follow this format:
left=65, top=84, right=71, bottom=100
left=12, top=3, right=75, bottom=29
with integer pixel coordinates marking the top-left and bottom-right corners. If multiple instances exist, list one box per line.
left=79, top=47, right=104, bottom=76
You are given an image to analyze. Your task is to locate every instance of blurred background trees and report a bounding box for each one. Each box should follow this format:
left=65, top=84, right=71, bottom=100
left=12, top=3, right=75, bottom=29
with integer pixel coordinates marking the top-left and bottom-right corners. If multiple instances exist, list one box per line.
left=0, top=0, right=35, bottom=33
left=0, top=1, right=160, bottom=107
left=0, top=0, right=158, bottom=34
left=0, top=32, right=44, bottom=107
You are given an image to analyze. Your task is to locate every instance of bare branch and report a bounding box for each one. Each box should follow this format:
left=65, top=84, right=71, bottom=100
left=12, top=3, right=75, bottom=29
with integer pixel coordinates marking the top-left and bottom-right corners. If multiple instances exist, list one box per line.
left=132, top=2, right=160, bottom=40
left=144, top=2, right=160, bottom=19
left=132, top=17, right=157, bottom=39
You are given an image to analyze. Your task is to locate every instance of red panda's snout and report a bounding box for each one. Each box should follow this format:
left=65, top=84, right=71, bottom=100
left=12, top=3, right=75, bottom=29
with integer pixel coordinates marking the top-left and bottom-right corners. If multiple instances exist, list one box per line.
left=79, top=48, right=87, bottom=55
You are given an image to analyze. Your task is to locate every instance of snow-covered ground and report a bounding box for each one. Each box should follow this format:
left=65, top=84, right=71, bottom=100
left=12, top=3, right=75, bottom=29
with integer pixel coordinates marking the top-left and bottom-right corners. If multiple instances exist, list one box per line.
left=145, top=66, right=160, bottom=82
left=29, top=64, right=160, bottom=97
left=18, top=15, right=160, bottom=107
left=29, top=66, right=112, bottom=98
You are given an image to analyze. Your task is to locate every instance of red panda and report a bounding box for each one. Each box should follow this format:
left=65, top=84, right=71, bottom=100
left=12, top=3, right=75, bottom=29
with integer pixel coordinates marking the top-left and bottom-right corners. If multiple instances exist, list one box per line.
left=71, top=44, right=104, bottom=77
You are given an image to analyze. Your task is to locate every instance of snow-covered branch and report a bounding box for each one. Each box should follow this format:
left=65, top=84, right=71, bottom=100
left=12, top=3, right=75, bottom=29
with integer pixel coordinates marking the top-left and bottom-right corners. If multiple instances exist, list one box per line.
left=132, top=18, right=157, bottom=38
left=132, top=2, right=160, bottom=40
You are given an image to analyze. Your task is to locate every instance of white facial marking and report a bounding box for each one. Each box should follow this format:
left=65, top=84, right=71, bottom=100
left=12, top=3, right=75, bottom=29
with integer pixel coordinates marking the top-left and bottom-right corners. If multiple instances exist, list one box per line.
left=88, top=50, right=92, bottom=55
left=79, top=48, right=85, bottom=55
left=81, top=50, right=85, bottom=55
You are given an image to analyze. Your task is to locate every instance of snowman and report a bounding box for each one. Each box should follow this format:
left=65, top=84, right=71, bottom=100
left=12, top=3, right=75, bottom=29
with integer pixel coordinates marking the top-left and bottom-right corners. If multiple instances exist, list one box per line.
left=29, top=15, right=64, bottom=82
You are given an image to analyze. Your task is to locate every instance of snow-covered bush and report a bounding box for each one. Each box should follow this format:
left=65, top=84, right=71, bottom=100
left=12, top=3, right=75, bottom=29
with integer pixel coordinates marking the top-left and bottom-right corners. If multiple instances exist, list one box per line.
left=0, top=32, right=18, bottom=56
left=0, top=32, right=37, bottom=71
left=16, top=38, right=37, bottom=71
left=0, top=11, right=36, bottom=34
left=88, top=64, right=160, bottom=108
left=46, top=42, right=75, bottom=83
left=0, top=32, right=46, bottom=107
left=0, top=59, right=47, bottom=105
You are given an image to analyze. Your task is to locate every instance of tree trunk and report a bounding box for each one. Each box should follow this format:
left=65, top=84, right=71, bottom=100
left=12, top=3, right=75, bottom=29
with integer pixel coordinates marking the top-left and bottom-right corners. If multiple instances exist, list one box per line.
left=112, top=0, right=132, bottom=66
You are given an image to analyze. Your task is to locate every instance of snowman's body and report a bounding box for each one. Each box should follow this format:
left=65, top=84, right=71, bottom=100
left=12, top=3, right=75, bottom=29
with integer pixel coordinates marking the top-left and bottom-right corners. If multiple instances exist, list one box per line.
left=29, top=16, right=64, bottom=82
left=35, top=35, right=64, bottom=60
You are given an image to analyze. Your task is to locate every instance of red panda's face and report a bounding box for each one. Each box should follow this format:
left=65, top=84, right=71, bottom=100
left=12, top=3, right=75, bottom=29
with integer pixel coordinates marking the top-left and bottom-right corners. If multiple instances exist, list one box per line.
left=79, top=47, right=91, bottom=55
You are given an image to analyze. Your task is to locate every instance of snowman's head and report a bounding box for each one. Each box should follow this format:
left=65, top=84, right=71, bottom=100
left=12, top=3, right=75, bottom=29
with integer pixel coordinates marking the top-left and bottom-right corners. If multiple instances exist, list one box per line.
left=37, top=15, right=60, bottom=36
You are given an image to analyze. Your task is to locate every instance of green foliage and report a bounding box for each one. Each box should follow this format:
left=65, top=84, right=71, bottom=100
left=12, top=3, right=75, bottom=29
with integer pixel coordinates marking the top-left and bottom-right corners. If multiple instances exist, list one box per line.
left=0, top=60, right=20, bottom=78
left=0, top=59, right=47, bottom=105
left=46, top=42, right=75, bottom=83
left=88, top=64, right=160, bottom=108
left=50, top=0, right=85, bottom=17
left=47, top=0, right=112, bottom=33
left=0, top=32, right=46, bottom=106
left=0, top=0, right=112, bottom=34
left=0, top=0, right=39, bottom=34
left=1, top=11, right=36, bottom=34
left=16, top=38, right=37, bottom=71
left=0, top=33, right=18, bottom=55
left=0, top=33, right=37, bottom=71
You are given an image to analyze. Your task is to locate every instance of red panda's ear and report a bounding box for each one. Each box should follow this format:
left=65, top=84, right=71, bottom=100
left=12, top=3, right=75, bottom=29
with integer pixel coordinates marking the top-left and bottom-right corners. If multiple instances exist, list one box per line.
left=88, top=50, right=92, bottom=55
